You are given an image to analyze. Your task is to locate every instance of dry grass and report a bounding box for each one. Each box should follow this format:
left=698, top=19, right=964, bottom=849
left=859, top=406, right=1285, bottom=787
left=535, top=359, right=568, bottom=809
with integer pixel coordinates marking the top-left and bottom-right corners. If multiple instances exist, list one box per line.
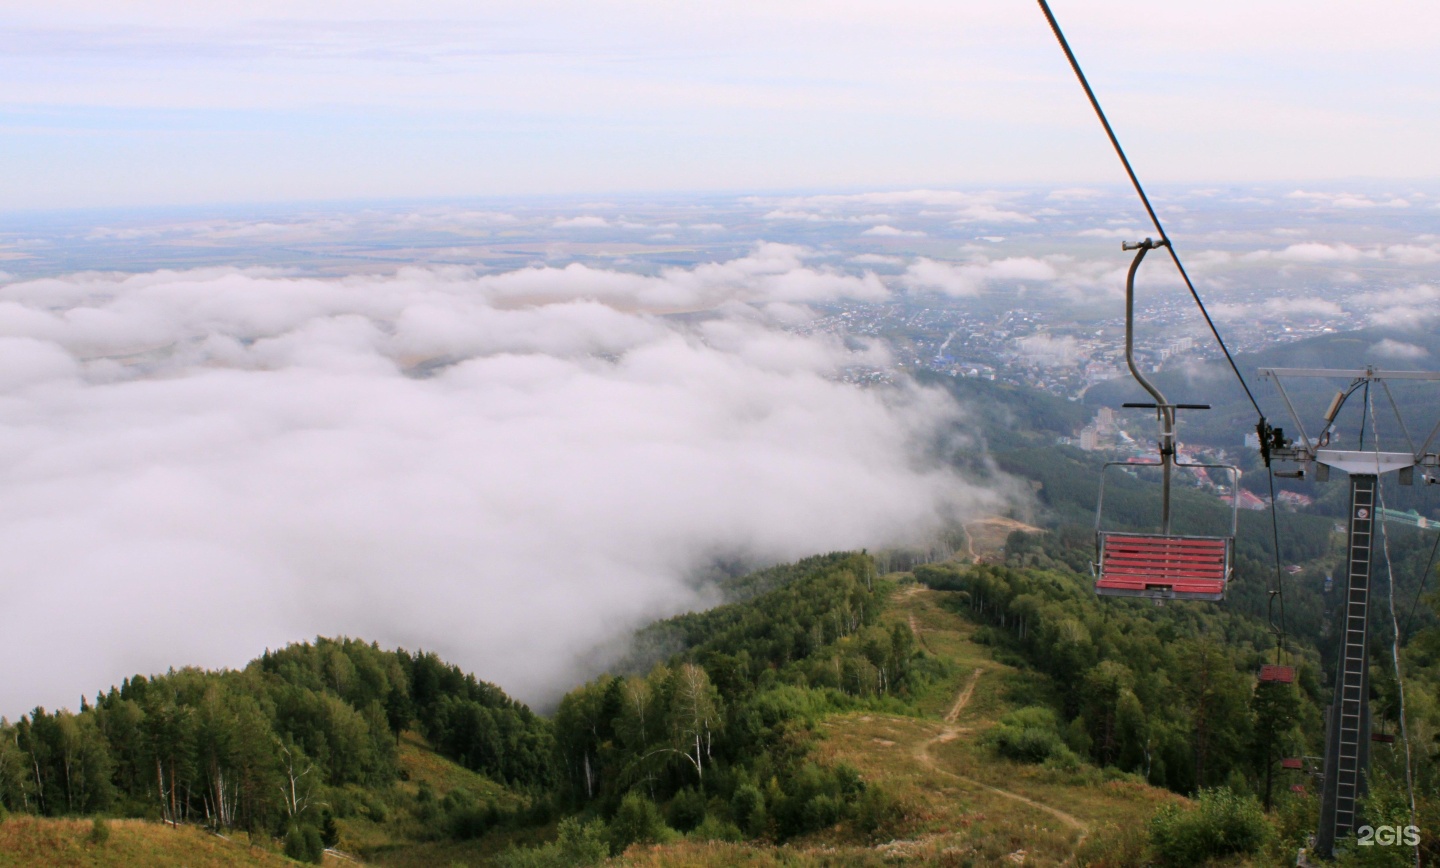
left=341, top=731, right=536, bottom=863
left=0, top=816, right=293, bottom=867
left=394, top=731, right=523, bottom=807
left=965, top=517, right=1041, bottom=562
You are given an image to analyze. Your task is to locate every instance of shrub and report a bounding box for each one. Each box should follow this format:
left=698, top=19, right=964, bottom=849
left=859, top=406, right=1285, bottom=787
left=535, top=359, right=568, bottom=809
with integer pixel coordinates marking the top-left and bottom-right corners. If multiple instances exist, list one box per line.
left=284, top=824, right=326, bottom=864
left=984, top=706, right=1079, bottom=765
left=688, top=815, right=744, bottom=842
left=730, top=783, right=766, bottom=838
left=802, top=794, right=842, bottom=830
left=320, top=809, right=340, bottom=848
left=608, top=792, right=676, bottom=854
left=1149, top=788, right=1270, bottom=867
left=668, top=787, right=706, bottom=833
left=853, top=784, right=904, bottom=839
left=88, top=817, right=110, bottom=846
left=361, top=792, right=389, bottom=823
left=449, top=804, right=498, bottom=840
left=495, top=817, right=609, bottom=868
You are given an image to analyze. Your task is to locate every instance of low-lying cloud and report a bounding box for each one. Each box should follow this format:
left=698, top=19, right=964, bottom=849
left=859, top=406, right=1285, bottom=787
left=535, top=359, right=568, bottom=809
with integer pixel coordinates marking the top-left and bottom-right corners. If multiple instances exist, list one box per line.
left=0, top=248, right=997, bottom=718
left=901, top=256, right=1058, bottom=297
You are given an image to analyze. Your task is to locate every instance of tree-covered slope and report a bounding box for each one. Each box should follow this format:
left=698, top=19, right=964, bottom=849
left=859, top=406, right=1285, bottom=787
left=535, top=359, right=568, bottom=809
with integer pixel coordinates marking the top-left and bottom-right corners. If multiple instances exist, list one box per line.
left=0, top=637, right=553, bottom=862
left=6, top=536, right=1440, bottom=865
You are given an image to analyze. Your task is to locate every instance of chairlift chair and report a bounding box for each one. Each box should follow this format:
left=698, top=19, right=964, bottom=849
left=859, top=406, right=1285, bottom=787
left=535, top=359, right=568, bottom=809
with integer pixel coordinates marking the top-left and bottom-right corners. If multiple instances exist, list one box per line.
left=1258, top=664, right=1296, bottom=684
left=1092, top=239, right=1241, bottom=602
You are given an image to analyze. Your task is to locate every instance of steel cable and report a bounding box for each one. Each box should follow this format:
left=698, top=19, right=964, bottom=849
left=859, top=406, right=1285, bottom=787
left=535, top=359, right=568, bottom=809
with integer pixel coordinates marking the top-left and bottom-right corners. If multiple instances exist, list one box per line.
left=1035, top=0, right=1265, bottom=420
left=1369, top=387, right=1419, bottom=865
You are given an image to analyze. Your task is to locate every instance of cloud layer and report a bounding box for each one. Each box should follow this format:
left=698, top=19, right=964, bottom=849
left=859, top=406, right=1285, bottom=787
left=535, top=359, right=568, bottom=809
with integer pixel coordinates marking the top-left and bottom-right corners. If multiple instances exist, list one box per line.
left=0, top=250, right=994, bottom=717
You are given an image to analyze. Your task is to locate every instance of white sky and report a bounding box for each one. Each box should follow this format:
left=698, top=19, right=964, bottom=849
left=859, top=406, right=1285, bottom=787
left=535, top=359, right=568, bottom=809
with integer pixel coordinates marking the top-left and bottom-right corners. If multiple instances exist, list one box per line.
left=2, top=0, right=1437, bottom=208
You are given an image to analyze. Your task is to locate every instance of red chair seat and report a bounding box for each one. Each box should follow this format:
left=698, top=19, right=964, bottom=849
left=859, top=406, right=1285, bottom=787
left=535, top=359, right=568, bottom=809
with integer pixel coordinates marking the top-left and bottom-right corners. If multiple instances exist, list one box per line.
left=1096, top=533, right=1230, bottom=601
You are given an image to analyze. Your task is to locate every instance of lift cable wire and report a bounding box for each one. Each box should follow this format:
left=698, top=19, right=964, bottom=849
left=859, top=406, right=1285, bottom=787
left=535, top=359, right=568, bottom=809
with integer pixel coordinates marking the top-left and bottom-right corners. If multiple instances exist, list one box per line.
left=1369, top=387, right=1419, bottom=862
left=1399, top=525, right=1440, bottom=642
left=1266, top=470, right=1289, bottom=659
left=1034, top=0, right=1265, bottom=421
left=1398, top=429, right=1440, bottom=642
left=1036, top=0, right=1290, bottom=650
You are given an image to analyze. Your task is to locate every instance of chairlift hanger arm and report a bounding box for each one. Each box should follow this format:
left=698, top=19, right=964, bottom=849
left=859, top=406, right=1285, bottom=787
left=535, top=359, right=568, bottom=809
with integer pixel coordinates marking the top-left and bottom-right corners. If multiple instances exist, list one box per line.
left=1123, top=239, right=1170, bottom=412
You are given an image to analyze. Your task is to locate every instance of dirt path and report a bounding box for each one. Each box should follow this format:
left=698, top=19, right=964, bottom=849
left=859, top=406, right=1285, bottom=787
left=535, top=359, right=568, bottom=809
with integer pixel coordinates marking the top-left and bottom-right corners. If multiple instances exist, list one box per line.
left=945, top=667, right=983, bottom=724
left=960, top=523, right=979, bottom=563
left=915, top=668, right=1089, bottom=854
left=907, top=612, right=932, bottom=652
left=901, top=585, right=934, bottom=652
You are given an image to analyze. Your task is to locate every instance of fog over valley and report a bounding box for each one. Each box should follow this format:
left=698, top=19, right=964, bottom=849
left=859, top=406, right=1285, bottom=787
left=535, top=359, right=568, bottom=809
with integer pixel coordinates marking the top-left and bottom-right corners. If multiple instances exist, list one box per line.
left=1, top=183, right=1437, bottom=719
left=0, top=249, right=1000, bottom=719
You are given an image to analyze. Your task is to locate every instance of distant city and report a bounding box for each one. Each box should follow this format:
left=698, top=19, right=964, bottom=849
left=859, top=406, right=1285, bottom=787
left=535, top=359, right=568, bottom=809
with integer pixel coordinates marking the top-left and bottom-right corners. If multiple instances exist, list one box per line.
left=5, top=185, right=1425, bottom=410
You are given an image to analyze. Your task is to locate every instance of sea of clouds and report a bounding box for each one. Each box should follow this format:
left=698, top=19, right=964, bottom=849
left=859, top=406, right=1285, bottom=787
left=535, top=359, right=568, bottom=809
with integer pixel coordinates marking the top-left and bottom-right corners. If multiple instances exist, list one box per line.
left=0, top=244, right=1000, bottom=717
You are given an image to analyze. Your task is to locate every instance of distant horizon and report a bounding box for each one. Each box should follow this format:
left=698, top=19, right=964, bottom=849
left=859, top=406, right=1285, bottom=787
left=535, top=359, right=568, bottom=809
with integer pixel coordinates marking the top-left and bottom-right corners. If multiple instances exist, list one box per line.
left=5, top=177, right=1440, bottom=217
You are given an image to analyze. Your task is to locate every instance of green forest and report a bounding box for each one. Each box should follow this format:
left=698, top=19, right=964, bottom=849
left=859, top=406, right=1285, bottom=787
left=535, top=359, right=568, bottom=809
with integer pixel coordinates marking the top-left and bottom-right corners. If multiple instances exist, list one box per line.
left=5, top=526, right=1440, bottom=865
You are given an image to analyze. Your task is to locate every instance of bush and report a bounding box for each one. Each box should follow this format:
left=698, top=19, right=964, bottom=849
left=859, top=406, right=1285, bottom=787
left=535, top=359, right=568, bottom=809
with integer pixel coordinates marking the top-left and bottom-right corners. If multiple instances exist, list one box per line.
left=730, top=784, right=766, bottom=838
left=668, top=787, right=706, bottom=833
left=88, top=817, right=110, bottom=846
left=688, top=815, right=744, bottom=842
left=984, top=706, right=1079, bottom=765
left=361, top=792, right=389, bottom=823
left=853, top=784, right=904, bottom=839
left=609, top=792, right=676, bottom=854
left=284, top=824, right=326, bottom=864
left=449, top=804, right=498, bottom=840
left=802, top=794, right=841, bottom=830
left=1149, top=788, right=1270, bottom=867
left=495, top=817, right=609, bottom=868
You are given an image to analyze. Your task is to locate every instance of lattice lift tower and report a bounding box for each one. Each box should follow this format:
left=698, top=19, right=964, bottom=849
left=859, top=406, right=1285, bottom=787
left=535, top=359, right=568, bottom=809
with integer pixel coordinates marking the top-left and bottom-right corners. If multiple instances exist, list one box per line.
left=1259, top=366, right=1440, bottom=858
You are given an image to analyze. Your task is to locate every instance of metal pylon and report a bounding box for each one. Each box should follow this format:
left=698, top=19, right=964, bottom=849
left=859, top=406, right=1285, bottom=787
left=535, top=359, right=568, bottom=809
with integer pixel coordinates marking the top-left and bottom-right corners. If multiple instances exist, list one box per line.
left=1257, top=365, right=1440, bottom=859
left=1317, top=474, right=1375, bottom=856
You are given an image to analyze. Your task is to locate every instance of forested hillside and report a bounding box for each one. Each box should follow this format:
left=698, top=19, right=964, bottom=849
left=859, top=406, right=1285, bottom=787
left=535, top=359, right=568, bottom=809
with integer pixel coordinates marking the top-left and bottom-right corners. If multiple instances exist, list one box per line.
left=0, top=638, right=554, bottom=862
left=4, top=524, right=1440, bottom=865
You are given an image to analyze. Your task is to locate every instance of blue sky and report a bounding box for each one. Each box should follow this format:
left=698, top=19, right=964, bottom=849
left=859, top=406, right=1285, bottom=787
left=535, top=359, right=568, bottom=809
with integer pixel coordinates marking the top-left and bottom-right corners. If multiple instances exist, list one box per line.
left=2, top=0, right=1437, bottom=209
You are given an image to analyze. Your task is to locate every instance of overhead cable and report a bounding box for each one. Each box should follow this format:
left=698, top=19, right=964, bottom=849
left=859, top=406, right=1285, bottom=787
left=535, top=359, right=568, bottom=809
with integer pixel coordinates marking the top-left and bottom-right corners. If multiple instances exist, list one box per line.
left=1369, top=387, right=1419, bottom=864
left=1034, top=0, right=1265, bottom=421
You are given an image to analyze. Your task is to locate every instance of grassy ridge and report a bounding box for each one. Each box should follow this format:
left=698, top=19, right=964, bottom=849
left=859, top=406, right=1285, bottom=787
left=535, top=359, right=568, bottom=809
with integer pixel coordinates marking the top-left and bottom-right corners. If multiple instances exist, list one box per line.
left=0, top=816, right=294, bottom=868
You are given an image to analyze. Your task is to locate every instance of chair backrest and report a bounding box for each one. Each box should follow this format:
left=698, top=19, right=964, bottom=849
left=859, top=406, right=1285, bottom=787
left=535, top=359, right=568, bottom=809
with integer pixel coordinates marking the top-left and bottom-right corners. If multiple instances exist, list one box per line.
left=1258, top=664, right=1295, bottom=683
left=1095, top=532, right=1230, bottom=601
